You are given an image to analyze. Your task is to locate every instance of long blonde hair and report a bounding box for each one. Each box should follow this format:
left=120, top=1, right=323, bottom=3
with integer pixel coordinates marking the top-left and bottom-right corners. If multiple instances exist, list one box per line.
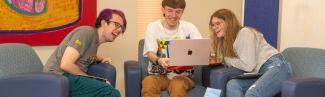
left=209, top=9, right=243, bottom=63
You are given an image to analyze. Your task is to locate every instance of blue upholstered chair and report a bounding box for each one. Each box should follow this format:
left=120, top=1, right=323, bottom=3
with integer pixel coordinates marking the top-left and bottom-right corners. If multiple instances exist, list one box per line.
left=125, top=39, right=216, bottom=97
left=0, top=43, right=117, bottom=97
left=0, top=43, right=68, bottom=97
left=281, top=47, right=325, bottom=97
left=88, top=62, right=117, bottom=87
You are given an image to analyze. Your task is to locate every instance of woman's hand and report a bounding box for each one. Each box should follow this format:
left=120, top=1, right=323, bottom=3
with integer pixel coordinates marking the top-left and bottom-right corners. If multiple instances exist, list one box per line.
left=209, top=58, right=222, bottom=65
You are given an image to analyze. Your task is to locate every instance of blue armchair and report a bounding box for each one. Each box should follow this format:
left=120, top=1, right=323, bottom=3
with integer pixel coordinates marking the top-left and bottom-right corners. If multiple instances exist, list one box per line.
left=124, top=39, right=235, bottom=97
left=124, top=39, right=213, bottom=97
left=0, top=43, right=117, bottom=97
left=0, top=43, right=68, bottom=97
left=281, top=47, right=325, bottom=97
left=88, top=62, right=117, bottom=87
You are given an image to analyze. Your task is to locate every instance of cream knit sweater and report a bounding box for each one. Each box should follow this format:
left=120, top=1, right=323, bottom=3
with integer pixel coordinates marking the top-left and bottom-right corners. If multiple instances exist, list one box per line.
left=224, top=27, right=278, bottom=73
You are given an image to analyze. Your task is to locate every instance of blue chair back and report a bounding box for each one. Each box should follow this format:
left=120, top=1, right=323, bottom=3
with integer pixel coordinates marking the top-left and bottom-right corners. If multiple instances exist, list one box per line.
left=0, top=43, right=43, bottom=78
left=282, top=47, right=325, bottom=78
left=138, top=39, right=150, bottom=80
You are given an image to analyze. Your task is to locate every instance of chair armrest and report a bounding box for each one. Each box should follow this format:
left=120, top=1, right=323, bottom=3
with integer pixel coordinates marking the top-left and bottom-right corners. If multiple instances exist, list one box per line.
left=124, top=60, right=141, bottom=97
left=282, top=78, right=325, bottom=97
left=87, top=63, right=116, bottom=87
left=203, top=65, right=244, bottom=97
left=204, top=65, right=244, bottom=88
left=0, top=73, right=68, bottom=97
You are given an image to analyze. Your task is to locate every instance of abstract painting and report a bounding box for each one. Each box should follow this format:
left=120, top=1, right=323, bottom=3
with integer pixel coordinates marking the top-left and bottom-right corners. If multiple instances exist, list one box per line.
left=0, top=0, right=96, bottom=46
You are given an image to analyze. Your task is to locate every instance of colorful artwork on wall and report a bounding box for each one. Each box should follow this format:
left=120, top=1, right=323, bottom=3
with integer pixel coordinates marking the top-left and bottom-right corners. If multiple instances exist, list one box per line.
left=0, top=0, right=96, bottom=46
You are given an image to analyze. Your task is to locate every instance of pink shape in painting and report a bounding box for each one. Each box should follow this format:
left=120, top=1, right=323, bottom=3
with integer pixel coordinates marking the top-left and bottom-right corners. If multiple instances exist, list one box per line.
left=7, top=0, right=46, bottom=14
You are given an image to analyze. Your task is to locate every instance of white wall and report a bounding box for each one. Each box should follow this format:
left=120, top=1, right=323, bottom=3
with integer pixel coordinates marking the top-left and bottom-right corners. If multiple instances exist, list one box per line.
left=33, top=46, right=56, bottom=63
left=183, top=0, right=242, bottom=38
left=279, top=0, right=325, bottom=51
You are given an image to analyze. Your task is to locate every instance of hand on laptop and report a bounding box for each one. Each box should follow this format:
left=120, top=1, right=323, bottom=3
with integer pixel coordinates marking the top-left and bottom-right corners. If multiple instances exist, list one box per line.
left=158, top=58, right=171, bottom=68
left=209, top=53, right=222, bottom=65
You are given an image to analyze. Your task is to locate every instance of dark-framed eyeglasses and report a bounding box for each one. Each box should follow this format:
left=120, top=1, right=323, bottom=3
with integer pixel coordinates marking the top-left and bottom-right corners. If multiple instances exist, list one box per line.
left=106, top=21, right=125, bottom=32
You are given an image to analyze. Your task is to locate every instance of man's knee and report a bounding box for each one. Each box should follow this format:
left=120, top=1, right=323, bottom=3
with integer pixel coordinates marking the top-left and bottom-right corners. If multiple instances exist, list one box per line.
left=142, top=75, right=167, bottom=97
left=142, top=75, right=159, bottom=88
left=169, top=79, right=185, bottom=88
left=169, top=76, right=194, bottom=90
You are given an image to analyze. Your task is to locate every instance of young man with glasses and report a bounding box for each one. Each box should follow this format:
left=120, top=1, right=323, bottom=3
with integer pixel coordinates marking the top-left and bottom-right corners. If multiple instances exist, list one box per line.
left=142, top=0, right=202, bottom=97
left=44, top=8, right=127, bottom=97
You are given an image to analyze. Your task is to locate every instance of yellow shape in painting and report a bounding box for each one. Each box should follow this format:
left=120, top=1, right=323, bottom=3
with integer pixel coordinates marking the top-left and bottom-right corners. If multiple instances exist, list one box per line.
left=0, top=0, right=79, bottom=31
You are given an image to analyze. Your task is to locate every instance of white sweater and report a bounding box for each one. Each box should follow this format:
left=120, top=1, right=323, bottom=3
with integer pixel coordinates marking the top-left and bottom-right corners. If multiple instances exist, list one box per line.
left=224, top=27, right=278, bottom=73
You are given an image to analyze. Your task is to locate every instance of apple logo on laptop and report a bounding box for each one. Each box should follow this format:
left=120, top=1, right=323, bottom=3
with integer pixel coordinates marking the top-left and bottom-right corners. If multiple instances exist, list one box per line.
left=187, top=49, right=193, bottom=55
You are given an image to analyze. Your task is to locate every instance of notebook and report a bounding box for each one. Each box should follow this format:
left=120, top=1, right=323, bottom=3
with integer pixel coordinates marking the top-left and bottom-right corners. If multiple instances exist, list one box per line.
left=166, top=39, right=211, bottom=66
left=78, top=75, right=111, bottom=84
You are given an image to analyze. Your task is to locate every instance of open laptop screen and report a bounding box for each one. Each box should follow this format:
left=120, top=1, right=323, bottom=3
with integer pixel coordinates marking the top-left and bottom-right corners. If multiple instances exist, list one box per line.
left=167, top=39, right=211, bottom=66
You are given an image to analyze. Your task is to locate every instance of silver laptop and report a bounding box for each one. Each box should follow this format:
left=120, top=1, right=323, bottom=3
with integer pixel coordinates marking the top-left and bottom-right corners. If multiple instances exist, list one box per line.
left=166, top=39, right=211, bottom=66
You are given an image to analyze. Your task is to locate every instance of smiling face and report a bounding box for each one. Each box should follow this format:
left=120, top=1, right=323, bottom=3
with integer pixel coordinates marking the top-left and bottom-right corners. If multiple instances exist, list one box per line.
left=210, top=17, right=226, bottom=38
left=162, top=6, right=184, bottom=28
left=102, top=13, right=124, bottom=42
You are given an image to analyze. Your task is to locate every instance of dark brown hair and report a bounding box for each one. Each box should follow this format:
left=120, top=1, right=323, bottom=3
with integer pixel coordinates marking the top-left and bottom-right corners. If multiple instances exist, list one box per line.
left=162, top=0, right=186, bottom=9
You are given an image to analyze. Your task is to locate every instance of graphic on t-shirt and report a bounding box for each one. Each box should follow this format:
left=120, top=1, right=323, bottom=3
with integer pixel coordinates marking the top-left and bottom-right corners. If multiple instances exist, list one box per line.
left=74, top=39, right=81, bottom=46
left=150, top=39, right=168, bottom=74
left=157, top=40, right=169, bottom=58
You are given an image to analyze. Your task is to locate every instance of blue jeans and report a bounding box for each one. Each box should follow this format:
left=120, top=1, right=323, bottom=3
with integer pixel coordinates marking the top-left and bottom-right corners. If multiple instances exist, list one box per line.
left=226, top=54, right=291, bottom=97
